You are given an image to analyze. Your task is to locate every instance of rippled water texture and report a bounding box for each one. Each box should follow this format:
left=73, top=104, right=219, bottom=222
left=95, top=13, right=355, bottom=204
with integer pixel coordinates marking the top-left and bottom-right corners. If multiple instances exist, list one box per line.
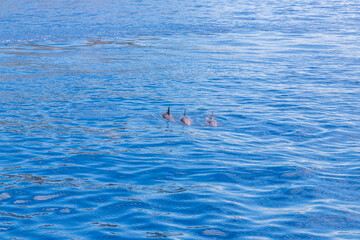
left=1, top=0, right=360, bottom=239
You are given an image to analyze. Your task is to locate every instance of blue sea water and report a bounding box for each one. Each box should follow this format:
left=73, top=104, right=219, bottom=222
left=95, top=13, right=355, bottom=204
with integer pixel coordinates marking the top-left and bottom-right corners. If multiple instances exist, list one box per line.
left=1, top=0, right=360, bottom=239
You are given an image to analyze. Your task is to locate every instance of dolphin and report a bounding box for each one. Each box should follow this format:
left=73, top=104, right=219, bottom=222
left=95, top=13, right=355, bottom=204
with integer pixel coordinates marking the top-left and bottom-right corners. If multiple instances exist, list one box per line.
left=206, top=112, right=218, bottom=127
left=180, top=109, right=193, bottom=125
left=162, top=107, right=174, bottom=121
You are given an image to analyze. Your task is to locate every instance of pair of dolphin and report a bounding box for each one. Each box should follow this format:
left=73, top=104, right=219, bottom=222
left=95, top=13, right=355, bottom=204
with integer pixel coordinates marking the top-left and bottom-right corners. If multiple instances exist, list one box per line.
left=162, top=107, right=218, bottom=127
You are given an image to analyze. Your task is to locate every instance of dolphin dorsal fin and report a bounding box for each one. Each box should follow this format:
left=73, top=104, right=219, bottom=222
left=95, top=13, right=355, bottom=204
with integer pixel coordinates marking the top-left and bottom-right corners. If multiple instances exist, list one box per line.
left=184, top=109, right=186, bottom=116
left=211, top=112, right=214, bottom=119
left=167, top=107, right=170, bottom=115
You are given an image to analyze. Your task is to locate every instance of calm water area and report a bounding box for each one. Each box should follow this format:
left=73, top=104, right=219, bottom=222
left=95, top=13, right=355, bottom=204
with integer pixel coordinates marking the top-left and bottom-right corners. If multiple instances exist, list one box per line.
left=1, top=0, right=360, bottom=239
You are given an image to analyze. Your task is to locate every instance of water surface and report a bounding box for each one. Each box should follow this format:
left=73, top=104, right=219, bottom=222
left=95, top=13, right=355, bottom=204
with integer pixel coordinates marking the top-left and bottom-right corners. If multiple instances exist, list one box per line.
left=1, top=0, right=360, bottom=239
